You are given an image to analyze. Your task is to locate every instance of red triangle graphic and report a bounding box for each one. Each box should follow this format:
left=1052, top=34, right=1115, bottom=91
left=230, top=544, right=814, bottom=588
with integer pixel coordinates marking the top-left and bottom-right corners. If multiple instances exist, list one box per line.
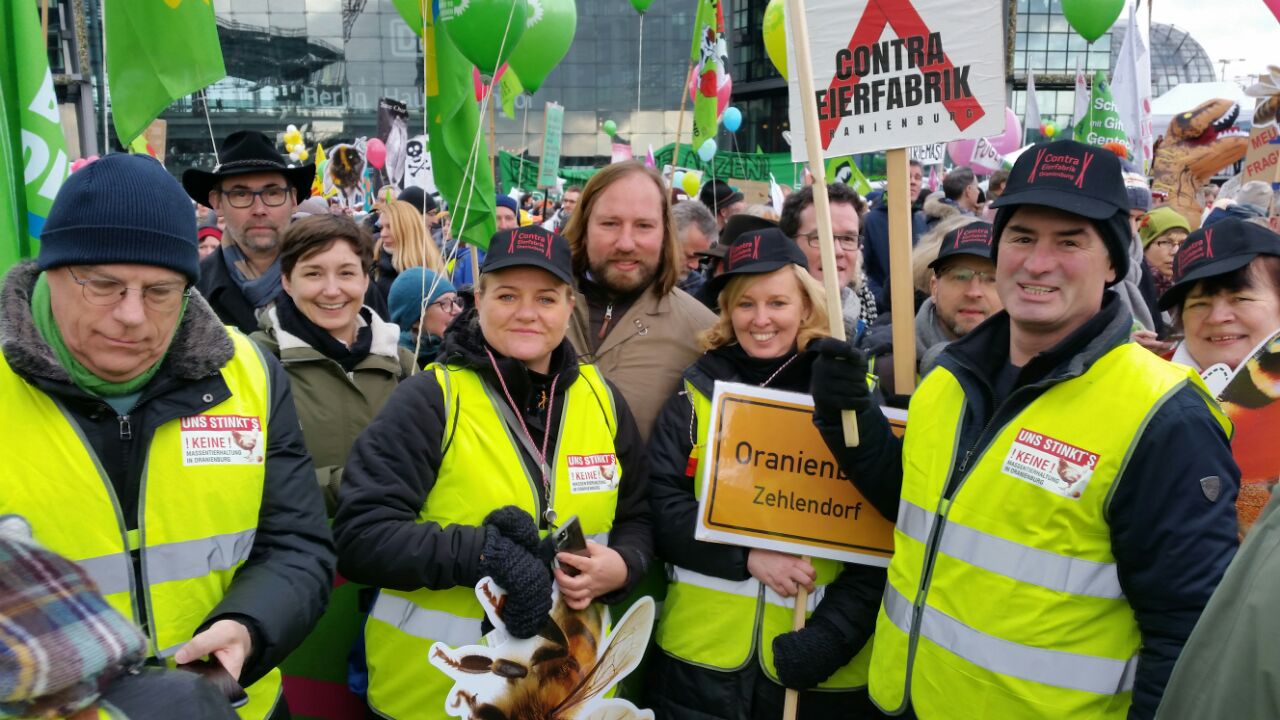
left=818, top=0, right=987, bottom=151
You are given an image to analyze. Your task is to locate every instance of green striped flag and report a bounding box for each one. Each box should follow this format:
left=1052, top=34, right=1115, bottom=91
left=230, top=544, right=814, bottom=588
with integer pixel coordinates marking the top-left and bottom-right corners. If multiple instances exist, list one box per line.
left=106, top=0, right=226, bottom=145
left=0, top=0, right=71, bottom=270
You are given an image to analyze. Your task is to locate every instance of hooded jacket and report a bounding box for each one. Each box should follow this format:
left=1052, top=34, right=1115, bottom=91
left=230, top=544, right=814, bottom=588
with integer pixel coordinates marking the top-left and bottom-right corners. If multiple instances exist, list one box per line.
left=814, top=293, right=1240, bottom=719
left=647, top=345, right=885, bottom=717
left=251, top=305, right=415, bottom=514
left=0, top=261, right=334, bottom=692
left=333, top=309, right=652, bottom=600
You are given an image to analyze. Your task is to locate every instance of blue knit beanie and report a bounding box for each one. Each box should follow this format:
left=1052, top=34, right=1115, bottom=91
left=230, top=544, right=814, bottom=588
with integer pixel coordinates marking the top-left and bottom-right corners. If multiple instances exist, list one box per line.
left=39, top=154, right=200, bottom=283
left=496, top=194, right=520, bottom=224
left=388, top=267, right=456, bottom=330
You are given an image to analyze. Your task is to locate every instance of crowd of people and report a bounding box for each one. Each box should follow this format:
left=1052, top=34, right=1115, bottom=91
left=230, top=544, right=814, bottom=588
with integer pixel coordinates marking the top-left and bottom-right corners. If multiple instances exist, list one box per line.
left=3, top=128, right=1279, bottom=720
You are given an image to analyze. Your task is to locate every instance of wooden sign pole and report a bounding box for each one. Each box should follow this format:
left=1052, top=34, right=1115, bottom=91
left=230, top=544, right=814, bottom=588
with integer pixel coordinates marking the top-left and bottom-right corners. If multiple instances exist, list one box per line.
left=782, top=0, right=858, bottom=716
left=886, top=149, right=916, bottom=395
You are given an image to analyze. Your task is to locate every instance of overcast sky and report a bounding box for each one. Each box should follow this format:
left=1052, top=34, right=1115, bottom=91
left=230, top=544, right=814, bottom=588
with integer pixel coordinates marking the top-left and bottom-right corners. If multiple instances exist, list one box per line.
left=1141, top=0, right=1277, bottom=85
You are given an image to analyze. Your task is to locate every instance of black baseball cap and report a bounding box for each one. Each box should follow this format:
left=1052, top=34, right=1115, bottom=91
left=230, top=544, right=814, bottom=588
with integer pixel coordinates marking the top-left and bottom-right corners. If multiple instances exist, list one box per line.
left=929, top=221, right=995, bottom=272
left=991, top=139, right=1132, bottom=283
left=482, top=226, right=574, bottom=286
left=707, top=227, right=809, bottom=295
left=1158, top=218, right=1280, bottom=310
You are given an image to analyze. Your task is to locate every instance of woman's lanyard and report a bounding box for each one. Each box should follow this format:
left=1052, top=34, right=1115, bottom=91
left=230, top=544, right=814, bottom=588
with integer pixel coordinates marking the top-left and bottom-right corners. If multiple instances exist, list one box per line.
left=485, top=347, right=561, bottom=527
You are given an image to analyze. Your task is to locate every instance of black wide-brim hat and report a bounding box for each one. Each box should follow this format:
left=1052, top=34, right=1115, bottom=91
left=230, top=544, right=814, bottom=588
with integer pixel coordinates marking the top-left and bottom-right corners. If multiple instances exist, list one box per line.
left=1157, top=217, right=1280, bottom=310
left=182, top=130, right=316, bottom=206
left=706, top=227, right=810, bottom=296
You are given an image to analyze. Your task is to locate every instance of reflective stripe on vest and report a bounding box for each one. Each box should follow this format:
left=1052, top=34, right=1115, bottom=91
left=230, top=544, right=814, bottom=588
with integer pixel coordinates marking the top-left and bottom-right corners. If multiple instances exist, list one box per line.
left=870, top=343, right=1230, bottom=718
left=365, top=363, right=621, bottom=720
left=656, top=381, right=873, bottom=689
left=0, top=329, right=283, bottom=720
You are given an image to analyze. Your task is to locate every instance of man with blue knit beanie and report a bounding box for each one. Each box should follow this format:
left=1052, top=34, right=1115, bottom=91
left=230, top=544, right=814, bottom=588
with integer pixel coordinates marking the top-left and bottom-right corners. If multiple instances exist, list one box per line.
left=0, top=153, right=333, bottom=720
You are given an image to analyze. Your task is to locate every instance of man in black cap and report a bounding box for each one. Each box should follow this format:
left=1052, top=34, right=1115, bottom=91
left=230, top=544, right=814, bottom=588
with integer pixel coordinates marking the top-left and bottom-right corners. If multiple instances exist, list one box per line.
left=861, top=219, right=1002, bottom=407
left=809, top=139, right=1239, bottom=719
left=698, top=178, right=745, bottom=231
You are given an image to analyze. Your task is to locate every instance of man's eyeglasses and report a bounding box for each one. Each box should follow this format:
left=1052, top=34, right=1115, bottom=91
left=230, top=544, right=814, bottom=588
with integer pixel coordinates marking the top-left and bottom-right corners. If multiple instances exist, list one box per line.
left=797, top=232, right=861, bottom=252
left=67, top=268, right=190, bottom=312
left=1153, top=239, right=1183, bottom=251
left=939, top=266, right=996, bottom=285
left=428, top=297, right=464, bottom=312
left=217, top=186, right=291, bottom=208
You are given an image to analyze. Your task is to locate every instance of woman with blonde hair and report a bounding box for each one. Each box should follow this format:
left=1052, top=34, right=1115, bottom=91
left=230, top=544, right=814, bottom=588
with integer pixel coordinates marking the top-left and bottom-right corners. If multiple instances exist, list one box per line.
left=371, top=199, right=445, bottom=301
left=645, top=228, right=886, bottom=719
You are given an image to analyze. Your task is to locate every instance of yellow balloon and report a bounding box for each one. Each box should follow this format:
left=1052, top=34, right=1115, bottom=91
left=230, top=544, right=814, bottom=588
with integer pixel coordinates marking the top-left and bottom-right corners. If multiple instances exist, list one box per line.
left=297, top=149, right=310, bottom=162
left=682, top=172, right=701, bottom=197
left=763, top=0, right=788, bottom=81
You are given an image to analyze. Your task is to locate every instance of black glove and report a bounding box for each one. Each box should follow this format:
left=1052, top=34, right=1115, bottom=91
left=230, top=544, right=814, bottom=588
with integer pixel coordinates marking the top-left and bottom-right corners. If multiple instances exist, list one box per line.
left=483, top=506, right=540, bottom=552
left=479, top=509, right=552, bottom=639
left=772, top=616, right=853, bottom=691
left=809, top=336, right=873, bottom=417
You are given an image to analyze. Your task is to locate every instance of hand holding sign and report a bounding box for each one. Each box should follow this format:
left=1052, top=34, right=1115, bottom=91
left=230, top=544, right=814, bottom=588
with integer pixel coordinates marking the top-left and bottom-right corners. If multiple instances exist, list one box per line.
left=748, top=549, right=817, bottom=598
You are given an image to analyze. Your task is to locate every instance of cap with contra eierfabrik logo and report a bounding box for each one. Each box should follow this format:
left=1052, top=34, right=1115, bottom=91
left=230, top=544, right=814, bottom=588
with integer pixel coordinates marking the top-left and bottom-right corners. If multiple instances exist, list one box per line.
left=929, top=221, right=995, bottom=271
left=1158, top=217, right=1280, bottom=310
left=706, top=227, right=809, bottom=296
left=990, top=139, right=1129, bottom=221
left=481, top=226, right=574, bottom=286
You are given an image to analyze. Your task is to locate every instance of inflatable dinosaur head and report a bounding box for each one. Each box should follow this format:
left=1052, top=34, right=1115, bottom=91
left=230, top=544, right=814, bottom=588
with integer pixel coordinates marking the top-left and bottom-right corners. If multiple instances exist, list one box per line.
left=1153, top=99, right=1249, bottom=228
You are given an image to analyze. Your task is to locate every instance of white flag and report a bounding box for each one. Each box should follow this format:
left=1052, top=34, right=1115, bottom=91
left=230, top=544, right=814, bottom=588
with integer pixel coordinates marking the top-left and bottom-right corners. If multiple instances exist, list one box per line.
left=970, top=136, right=1005, bottom=174
left=1110, top=3, right=1154, bottom=169
left=1025, top=72, right=1042, bottom=136
left=769, top=173, right=786, bottom=215
left=1072, top=58, right=1090, bottom=129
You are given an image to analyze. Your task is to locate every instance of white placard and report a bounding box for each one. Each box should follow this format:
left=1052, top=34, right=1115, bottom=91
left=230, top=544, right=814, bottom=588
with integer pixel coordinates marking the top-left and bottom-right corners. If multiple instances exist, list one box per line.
left=910, top=142, right=947, bottom=165
left=786, top=0, right=1007, bottom=161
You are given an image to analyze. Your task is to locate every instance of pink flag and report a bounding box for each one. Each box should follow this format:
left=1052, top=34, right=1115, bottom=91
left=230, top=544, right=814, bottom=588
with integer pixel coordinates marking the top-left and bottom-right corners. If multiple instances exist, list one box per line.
left=645, top=145, right=656, bottom=168
left=928, top=166, right=940, bottom=191
left=1266, top=0, right=1280, bottom=23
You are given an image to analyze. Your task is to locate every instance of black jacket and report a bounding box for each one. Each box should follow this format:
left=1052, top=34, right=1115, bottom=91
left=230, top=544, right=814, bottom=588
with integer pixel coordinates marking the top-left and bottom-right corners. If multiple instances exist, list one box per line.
left=815, top=293, right=1240, bottom=720
left=198, top=246, right=389, bottom=335
left=648, top=345, right=885, bottom=714
left=0, top=262, right=334, bottom=689
left=333, top=310, right=652, bottom=601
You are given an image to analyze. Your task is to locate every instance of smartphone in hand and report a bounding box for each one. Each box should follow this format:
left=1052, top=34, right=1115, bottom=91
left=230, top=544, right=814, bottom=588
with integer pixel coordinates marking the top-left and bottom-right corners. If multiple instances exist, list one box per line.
left=552, top=515, right=590, bottom=577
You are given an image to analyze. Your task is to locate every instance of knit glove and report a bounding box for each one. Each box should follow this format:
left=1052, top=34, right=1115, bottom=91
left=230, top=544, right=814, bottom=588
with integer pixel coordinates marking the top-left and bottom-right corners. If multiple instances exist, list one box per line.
left=479, top=507, right=552, bottom=639
left=809, top=337, right=873, bottom=418
left=772, top=617, right=852, bottom=691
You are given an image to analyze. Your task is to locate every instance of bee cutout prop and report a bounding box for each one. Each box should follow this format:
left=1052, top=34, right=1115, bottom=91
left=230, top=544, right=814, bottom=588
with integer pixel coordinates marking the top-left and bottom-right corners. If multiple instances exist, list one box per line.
left=429, top=579, right=656, bottom=719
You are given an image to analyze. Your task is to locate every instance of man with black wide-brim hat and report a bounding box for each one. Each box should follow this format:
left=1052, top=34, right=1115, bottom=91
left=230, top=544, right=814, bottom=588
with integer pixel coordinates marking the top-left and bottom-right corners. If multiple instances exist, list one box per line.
left=809, top=139, right=1239, bottom=719
left=183, top=131, right=314, bottom=334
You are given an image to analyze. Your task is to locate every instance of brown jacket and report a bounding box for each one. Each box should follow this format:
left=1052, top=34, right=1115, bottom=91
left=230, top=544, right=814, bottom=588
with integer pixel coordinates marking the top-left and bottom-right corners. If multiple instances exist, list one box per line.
left=567, top=286, right=716, bottom=440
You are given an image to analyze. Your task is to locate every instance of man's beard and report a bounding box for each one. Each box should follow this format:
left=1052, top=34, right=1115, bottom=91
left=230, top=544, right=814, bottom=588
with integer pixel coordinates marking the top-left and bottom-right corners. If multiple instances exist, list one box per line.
left=589, top=254, right=658, bottom=296
left=227, top=224, right=282, bottom=256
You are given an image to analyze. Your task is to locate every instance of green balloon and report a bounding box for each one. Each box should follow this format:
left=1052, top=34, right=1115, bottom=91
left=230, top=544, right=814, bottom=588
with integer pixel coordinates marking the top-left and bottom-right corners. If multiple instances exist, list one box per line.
left=603, top=119, right=617, bottom=137
left=630, top=0, right=656, bottom=13
left=439, top=0, right=529, bottom=76
left=506, top=0, right=577, bottom=94
left=390, top=0, right=424, bottom=37
left=1060, top=0, right=1125, bottom=43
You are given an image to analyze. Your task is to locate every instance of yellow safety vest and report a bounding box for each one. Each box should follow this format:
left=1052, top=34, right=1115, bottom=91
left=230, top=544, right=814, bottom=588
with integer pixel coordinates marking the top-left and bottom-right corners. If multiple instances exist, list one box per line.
left=364, top=363, right=622, bottom=720
left=655, top=382, right=874, bottom=690
left=0, top=330, right=283, bottom=720
left=870, top=343, right=1230, bottom=719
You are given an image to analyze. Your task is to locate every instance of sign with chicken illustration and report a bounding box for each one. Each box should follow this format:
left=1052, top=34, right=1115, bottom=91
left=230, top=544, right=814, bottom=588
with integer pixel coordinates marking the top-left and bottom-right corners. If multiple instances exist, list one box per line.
left=430, top=579, right=655, bottom=719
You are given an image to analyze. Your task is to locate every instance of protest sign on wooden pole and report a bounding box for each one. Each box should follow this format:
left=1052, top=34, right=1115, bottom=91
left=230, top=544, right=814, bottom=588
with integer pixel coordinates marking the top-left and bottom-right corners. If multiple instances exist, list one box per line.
left=782, top=0, right=856, bottom=714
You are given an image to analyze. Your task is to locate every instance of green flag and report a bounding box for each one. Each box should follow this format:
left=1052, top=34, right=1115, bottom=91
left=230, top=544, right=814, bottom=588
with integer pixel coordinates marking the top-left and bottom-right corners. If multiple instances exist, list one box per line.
left=498, top=67, right=523, bottom=121
left=0, top=0, right=71, bottom=270
left=1074, top=71, right=1131, bottom=157
left=690, top=0, right=724, bottom=153
left=106, top=0, right=226, bottom=145
left=826, top=156, right=872, bottom=196
left=394, top=0, right=496, bottom=250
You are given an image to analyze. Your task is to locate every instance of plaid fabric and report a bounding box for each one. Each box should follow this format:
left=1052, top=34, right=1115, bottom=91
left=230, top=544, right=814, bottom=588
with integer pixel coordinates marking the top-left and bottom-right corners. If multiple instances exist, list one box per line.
left=0, top=530, right=145, bottom=718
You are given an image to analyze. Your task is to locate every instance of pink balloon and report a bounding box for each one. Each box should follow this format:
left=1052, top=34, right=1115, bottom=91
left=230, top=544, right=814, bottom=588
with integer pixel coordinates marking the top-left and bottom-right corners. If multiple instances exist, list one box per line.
left=366, top=139, right=387, bottom=170
left=946, top=138, right=978, bottom=169
left=70, top=155, right=100, bottom=173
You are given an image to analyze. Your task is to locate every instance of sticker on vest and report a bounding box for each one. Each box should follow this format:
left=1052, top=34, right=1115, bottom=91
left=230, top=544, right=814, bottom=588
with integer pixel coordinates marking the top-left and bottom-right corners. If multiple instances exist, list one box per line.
left=1001, top=428, right=1099, bottom=499
left=180, top=415, right=265, bottom=466
left=567, top=454, right=619, bottom=493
